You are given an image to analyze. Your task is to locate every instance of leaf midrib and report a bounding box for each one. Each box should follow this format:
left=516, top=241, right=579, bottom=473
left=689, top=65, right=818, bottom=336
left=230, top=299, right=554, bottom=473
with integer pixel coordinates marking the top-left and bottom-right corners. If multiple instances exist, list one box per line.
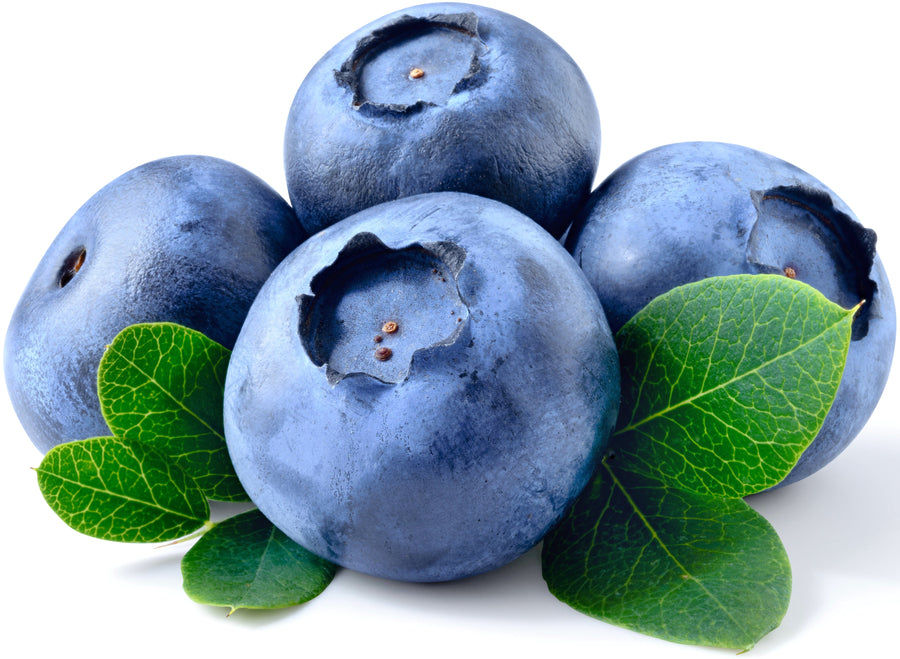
left=107, top=341, right=224, bottom=442
left=233, top=524, right=279, bottom=612
left=38, top=463, right=206, bottom=524
left=605, top=460, right=755, bottom=649
left=614, top=312, right=847, bottom=437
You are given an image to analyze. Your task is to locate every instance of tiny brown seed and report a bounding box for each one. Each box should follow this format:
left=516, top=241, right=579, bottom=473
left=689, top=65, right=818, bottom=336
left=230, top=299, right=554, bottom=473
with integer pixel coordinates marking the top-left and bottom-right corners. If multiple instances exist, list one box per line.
left=784, top=266, right=797, bottom=279
left=374, top=346, right=393, bottom=361
left=374, top=335, right=383, bottom=343
left=409, top=67, right=425, bottom=79
left=382, top=320, right=399, bottom=334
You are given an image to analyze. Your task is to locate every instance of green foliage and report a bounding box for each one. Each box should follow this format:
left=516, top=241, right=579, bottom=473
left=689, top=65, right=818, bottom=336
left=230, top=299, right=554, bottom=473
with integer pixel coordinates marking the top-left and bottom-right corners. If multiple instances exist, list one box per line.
left=181, top=509, right=338, bottom=614
left=36, top=436, right=210, bottom=543
left=34, top=322, right=336, bottom=615
left=611, top=274, right=857, bottom=497
left=30, top=274, right=859, bottom=643
left=542, top=459, right=791, bottom=651
left=543, top=275, right=857, bottom=649
left=98, top=322, right=247, bottom=502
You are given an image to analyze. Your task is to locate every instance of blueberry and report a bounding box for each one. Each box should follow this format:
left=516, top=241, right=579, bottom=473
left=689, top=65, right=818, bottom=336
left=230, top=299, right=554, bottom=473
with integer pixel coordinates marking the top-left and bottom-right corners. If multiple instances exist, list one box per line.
left=566, top=141, right=896, bottom=487
left=224, top=191, right=620, bottom=582
left=283, top=2, right=601, bottom=239
left=5, top=155, right=306, bottom=454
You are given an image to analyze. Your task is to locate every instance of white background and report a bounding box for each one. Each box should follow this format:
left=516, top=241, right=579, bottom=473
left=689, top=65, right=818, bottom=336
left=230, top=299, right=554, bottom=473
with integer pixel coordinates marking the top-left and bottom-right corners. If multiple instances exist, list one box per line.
left=1, top=1, right=897, bottom=656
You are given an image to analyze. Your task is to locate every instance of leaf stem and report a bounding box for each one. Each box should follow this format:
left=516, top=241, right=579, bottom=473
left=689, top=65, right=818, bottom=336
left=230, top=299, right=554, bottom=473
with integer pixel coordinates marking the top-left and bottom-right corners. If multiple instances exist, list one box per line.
left=157, top=519, right=217, bottom=548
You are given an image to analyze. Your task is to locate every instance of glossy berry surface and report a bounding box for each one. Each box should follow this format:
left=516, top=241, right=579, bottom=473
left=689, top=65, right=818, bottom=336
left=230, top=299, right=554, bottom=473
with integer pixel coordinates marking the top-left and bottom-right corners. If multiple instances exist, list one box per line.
left=224, top=191, right=620, bottom=582
left=5, top=155, right=305, bottom=453
left=284, top=2, right=601, bottom=239
left=566, top=141, right=896, bottom=486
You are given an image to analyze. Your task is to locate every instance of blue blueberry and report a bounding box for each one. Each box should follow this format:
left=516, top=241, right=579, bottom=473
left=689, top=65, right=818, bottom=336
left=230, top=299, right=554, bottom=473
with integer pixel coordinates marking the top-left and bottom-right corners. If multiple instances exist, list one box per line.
left=283, top=2, right=601, bottom=238
left=566, top=141, right=896, bottom=487
left=5, top=155, right=306, bottom=454
left=224, top=192, right=620, bottom=582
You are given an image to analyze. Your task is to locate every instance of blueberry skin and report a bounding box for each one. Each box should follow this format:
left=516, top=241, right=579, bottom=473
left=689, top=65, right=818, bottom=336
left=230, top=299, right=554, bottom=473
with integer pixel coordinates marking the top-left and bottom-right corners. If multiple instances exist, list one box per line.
left=284, top=2, right=600, bottom=239
left=224, top=191, right=620, bottom=582
left=566, top=141, right=896, bottom=487
left=5, top=155, right=306, bottom=454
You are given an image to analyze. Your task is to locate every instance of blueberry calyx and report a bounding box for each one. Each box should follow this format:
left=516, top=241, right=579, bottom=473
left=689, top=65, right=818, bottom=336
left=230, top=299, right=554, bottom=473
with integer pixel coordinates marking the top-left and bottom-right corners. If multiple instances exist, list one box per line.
left=334, top=11, right=488, bottom=117
left=747, top=185, right=878, bottom=339
left=57, top=246, right=87, bottom=288
left=298, top=232, right=469, bottom=385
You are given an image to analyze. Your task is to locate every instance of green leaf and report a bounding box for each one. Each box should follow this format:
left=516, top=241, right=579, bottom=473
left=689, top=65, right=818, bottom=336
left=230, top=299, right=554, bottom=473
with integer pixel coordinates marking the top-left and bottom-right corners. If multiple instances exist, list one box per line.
left=35, top=436, right=211, bottom=543
left=98, top=322, right=247, bottom=502
left=542, top=458, right=791, bottom=651
left=611, top=274, right=857, bottom=497
left=181, top=509, right=337, bottom=614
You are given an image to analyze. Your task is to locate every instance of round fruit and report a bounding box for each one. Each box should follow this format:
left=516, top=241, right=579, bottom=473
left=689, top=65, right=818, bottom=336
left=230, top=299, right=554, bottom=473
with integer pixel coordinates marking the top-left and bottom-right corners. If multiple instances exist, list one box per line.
left=566, top=141, right=896, bottom=487
left=283, top=2, right=601, bottom=239
left=5, top=155, right=306, bottom=453
left=224, top=191, right=620, bottom=582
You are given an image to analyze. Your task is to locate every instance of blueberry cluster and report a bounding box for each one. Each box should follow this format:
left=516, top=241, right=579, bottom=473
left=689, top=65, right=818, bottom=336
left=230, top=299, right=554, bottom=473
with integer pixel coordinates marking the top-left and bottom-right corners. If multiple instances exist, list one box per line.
left=5, top=2, right=894, bottom=582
